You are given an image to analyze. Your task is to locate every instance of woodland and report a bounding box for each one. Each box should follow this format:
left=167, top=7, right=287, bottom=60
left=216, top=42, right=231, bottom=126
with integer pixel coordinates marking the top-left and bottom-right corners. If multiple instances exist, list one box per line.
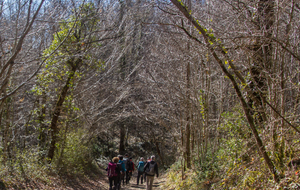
left=0, top=0, right=300, bottom=189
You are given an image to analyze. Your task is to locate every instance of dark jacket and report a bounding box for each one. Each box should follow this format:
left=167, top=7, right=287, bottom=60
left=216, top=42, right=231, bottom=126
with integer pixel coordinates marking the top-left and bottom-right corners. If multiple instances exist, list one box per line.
left=116, top=162, right=122, bottom=176
left=144, top=161, right=159, bottom=177
left=126, top=160, right=135, bottom=172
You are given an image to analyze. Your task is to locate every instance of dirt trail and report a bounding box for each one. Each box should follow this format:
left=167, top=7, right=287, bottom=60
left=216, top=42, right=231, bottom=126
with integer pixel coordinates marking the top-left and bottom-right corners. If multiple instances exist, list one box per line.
left=82, top=168, right=167, bottom=190
left=1, top=169, right=166, bottom=189
left=107, top=172, right=166, bottom=190
left=119, top=177, right=165, bottom=190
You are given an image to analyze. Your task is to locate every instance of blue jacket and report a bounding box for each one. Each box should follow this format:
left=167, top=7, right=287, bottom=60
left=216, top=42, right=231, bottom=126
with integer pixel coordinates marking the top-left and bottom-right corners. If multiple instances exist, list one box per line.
left=119, top=160, right=126, bottom=172
left=137, top=161, right=145, bottom=172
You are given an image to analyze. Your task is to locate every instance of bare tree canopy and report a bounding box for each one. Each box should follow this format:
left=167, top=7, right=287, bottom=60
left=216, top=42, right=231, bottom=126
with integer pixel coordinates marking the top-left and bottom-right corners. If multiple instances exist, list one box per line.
left=0, top=0, right=300, bottom=189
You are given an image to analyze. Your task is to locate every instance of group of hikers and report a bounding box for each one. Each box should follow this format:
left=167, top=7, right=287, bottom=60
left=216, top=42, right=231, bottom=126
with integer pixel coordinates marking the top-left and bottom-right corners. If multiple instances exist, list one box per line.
left=106, top=153, right=159, bottom=190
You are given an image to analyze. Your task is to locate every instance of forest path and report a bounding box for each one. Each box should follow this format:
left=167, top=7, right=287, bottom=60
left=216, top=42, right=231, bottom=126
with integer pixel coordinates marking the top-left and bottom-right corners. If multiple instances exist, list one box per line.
left=118, top=172, right=166, bottom=190
left=1, top=168, right=167, bottom=189
left=121, top=178, right=165, bottom=190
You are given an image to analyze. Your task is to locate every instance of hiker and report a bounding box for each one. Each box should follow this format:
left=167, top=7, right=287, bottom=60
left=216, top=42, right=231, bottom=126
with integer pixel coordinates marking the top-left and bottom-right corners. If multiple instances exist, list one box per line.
left=147, top=156, right=151, bottom=163
left=118, top=155, right=126, bottom=186
left=144, top=156, right=151, bottom=181
left=107, top=157, right=119, bottom=190
left=137, top=157, right=145, bottom=185
left=116, top=156, right=123, bottom=190
left=144, top=155, right=159, bottom=190
left=126, top=157, right=135, bottom=184
left=123, top=153, right=129, bottom=184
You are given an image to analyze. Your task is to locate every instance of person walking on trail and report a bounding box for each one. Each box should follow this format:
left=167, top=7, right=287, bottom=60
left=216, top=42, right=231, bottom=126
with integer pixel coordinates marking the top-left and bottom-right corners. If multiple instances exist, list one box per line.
left=116, top=156, right=123, bottom=190
left=144, top=156, right=151, bottom=181
left=147, top=157, right=151, bottom=163
left=118, top=155, right=126, bottom=186
left=137, top=157, right=145, bottom=185
left=123, top=153, right=129, bottom=184
left=144, top=155, right=159, bottom=190
left=126, top=157, right=135, bottom=184
left=107, top=157, right=119, bottom=190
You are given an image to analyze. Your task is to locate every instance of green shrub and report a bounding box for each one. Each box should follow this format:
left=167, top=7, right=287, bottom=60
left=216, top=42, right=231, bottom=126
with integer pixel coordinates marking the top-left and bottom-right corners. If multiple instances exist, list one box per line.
left=54, top=127, right=94, bottom=175
left=0, top=150, right=52, bottom=188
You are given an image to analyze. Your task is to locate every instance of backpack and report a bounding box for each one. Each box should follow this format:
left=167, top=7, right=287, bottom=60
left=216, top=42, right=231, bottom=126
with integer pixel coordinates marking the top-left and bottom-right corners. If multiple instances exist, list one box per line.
left=127, top=160, right=133, bottom=171
left=123, top=158, right=128, bottom=169
left=116, top=162, right=122, bottom=175
left=119, top=160, right=126, bottom=172
left=107, top=162, right=117, bottom=177
left=138, top=161, right=145, bottom=172
left=146, top=162, right=156, bottom=175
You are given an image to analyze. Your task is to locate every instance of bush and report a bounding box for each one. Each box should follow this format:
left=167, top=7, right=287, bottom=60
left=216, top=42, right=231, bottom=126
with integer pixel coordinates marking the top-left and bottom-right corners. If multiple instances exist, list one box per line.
left=54, top=127, right=95, bottom=175
left=0, top=150, right=52, bottom=188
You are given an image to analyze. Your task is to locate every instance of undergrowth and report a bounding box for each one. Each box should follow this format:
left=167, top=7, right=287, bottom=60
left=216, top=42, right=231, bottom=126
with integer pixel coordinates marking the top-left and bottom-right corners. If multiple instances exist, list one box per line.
left=0, top=128, right=102, bottom=189
left=162, top=154, right=300, bottom=189
left=0, top=150, right=54, bottom=188
left=162, top=110, right=300, bottom=189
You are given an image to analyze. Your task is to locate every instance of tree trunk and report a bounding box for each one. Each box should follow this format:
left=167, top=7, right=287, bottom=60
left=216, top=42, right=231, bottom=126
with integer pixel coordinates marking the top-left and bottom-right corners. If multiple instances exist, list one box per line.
left=57, top=121, right=69, bottom=171
left=155, top=140, right=165, bottom=169
left=3, top=101, right=11, bottom=164
left=38, top=92, right=47, bottom=157
left=119, top=124, right=126, bottom=154
left=47, top=65, right=77, bottom=163
left=185, top=61, right=191, bottom=169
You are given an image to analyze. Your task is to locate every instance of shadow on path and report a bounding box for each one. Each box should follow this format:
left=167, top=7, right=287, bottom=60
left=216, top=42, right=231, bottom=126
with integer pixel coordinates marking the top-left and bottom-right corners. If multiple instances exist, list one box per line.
left=120, top=179, right=165, bottom=190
